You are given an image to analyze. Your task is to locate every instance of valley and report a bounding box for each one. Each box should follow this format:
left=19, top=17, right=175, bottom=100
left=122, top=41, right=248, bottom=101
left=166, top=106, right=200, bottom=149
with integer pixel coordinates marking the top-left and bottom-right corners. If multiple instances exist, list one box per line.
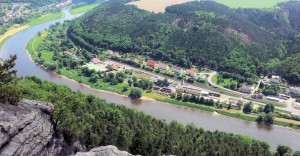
left=1, top=0, right=300, bottom=155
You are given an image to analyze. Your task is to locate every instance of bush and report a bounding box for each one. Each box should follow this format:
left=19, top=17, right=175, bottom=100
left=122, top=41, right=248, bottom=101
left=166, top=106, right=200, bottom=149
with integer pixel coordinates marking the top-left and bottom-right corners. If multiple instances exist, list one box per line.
left=243, top=102, right=253, bottom=113
left=129, top=87, right=142, bottom=99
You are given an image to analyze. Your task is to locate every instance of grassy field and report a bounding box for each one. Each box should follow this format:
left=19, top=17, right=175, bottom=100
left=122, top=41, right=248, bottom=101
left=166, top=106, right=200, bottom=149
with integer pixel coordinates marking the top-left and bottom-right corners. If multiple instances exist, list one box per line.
left=211, top=73, right=219, bottom=84
left=28, top=11, right=65, bottom=26
left=70, top=3, right=100, bottom=15
left=214, top=0, right=289, bottom=8
left=26, top=31, right=56, bottom=65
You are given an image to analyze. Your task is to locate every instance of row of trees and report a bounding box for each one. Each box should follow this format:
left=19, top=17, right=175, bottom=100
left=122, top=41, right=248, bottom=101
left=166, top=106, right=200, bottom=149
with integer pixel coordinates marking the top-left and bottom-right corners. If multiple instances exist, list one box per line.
left=243, top=102, right=275, bottom=125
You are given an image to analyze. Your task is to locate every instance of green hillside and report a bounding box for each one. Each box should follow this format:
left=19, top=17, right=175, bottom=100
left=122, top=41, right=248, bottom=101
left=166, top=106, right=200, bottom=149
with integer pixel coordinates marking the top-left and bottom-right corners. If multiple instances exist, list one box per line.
left=66, top=0, right=300, bottom=85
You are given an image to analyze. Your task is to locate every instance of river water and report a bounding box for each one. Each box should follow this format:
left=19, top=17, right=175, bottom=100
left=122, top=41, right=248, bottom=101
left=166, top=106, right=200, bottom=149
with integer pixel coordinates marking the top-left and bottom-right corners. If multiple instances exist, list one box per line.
left=0, top=9, right=299, bottom=151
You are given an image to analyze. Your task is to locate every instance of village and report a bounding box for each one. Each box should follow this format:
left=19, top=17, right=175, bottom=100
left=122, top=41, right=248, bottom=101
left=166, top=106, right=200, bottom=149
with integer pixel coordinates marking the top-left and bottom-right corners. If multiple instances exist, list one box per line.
left=0, top=0, right=72, bottom=27
left=62, top=49, right=300, bottom=113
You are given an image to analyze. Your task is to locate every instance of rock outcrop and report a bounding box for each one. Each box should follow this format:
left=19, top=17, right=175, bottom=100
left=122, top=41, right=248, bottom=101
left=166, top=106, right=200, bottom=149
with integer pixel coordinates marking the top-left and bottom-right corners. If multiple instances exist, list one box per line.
left=73, top=145, right=134, bottom=156
left=0, top=99, right=134, bottom=156
left=0, top=99, right=74, bottom=156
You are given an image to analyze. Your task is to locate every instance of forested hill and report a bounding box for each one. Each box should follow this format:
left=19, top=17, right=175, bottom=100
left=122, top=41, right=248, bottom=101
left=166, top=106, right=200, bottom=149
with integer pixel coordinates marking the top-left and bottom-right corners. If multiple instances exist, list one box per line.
left=68, top=0, right=300, bottom=85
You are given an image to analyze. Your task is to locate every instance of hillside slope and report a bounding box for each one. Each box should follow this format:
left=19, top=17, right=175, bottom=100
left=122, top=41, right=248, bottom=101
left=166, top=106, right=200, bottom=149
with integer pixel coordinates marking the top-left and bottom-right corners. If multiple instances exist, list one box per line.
left=67, top=0, right=300, bottom=84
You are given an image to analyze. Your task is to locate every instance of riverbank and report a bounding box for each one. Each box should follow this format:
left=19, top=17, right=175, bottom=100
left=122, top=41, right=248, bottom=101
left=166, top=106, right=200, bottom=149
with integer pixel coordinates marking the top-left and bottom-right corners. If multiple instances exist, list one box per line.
left=0, top=11, right=65, bottom=48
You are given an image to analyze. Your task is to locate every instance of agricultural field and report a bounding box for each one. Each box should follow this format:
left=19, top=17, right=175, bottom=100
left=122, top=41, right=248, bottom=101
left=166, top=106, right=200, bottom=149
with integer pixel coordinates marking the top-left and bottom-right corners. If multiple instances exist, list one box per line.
left=70, top=3, right=100, bottom=15
left=128, top=0, right=193, bottom=13
left=214, top=0, right=289, bottom=8
left=26, top=31, right=54, bottom=64
left=28, top=11, right=65, bottom=26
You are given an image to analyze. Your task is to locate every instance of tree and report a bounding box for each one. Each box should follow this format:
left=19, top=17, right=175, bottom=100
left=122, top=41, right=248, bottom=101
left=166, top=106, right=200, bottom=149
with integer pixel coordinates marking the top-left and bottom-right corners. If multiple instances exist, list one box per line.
left=277, top=145, right=293, bottom=156
left=128, top=79, right=133, bottom=86
left=0, top=55, right=22, bottom=105
left=264, top=103, right=275, bottom=114
left=256, top=113, right=266, bottom=124
left=264, top=113, right=273, bottom=125
left=227, top=103, right=232, bottom=110
left=243, top=102, right=253, bottom=113
left=129, top=87, right=142, bottom=99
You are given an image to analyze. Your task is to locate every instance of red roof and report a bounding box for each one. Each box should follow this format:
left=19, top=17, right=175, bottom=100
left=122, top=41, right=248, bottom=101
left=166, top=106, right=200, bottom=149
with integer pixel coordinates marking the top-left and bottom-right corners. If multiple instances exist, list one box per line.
left=147, top=60, right=157, bottom=67
left=172, top=66, right=182, bottom=70
left=91, top=58, right=101, bottom=64
left=64, top=51, right=73, bottom=55
left=112, top=64, right=119, bottom=71
left=158, top=63, right=168, bottom=67
left=186, top=69, right=195, bottom=74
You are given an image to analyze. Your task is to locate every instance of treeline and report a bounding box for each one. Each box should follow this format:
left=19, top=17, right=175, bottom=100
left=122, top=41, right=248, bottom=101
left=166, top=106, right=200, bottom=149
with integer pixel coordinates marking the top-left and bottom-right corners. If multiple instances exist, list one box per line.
left=67, top=0, right=300, bottom=85
left=18, top=76, right=273, bottom=156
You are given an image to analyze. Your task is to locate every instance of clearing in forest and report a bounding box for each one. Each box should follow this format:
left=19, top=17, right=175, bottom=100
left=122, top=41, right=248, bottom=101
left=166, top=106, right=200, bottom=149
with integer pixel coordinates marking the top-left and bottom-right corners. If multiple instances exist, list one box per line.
left=128, top=0, right=193, bottom=13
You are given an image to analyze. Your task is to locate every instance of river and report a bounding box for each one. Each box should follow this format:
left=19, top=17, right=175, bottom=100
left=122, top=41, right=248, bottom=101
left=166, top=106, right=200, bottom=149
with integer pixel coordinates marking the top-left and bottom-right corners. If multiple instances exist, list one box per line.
left=0, top=9, right=299, bottom=151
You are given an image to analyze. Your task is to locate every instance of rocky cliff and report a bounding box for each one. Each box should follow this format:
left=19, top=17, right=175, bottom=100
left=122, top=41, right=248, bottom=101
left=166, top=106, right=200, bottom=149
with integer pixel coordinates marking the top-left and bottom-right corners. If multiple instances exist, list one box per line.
left=0, top=99, right=134, bottom=156
left=0, top=99, right=80, bottom=156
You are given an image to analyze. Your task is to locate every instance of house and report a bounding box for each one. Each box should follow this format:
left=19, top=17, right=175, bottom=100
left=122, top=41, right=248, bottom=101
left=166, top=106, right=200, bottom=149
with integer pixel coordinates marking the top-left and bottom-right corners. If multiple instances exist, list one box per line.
left=267, top=96, right=280, bottom=102
left=90, top=58, right=101, bottom=64
left=158, top=63, right=169, bottom=70
left=112, top=64, right=119, bottom=71
left=270, top=75, right=282, bottom=83
left=171, top=66, right=183, bottom=74
left=257, top=93, right=264, bottom=99
left=64, top=51, right=73, bottom=56
left=236, top=99, right=244, bottom=106
left=138, top=58, right=145, bottom=65
left=176, top=86, right=201, bottom=94
left=107, top=50, right=114, bottom=55
left=201, top=91, right=209, bottom=96
left=113, top=52, right=120, bottom=57
left=240, top=85, right=253, bottom=94
left=289, top=87, right=300, bottom=96
left=186, top=69, right=196, bottom=77
left=146, top=60, right=157, bottom=68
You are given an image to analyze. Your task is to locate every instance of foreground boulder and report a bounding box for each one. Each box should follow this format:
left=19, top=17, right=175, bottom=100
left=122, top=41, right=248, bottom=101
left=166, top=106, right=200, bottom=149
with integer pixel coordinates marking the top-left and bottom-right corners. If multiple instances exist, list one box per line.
left=0, top=100, right=74, bottom=156
left=73, top=145, right=135, bottom=156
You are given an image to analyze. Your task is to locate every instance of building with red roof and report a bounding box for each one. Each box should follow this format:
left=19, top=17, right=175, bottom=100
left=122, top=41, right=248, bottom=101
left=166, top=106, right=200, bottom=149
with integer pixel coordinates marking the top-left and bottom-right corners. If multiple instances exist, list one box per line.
left=171, top=66, right=183, bottom=74
left=158, top=63, right=169, bottom=70
left=90, top=58, right=101, bottom=64
left=112, top=64, right=119, bottom=71
left=186, top=69, right=196, bottom=77
left=64, top=51, right=73, bottom=56
left=146, top=60, right=157, bottom=68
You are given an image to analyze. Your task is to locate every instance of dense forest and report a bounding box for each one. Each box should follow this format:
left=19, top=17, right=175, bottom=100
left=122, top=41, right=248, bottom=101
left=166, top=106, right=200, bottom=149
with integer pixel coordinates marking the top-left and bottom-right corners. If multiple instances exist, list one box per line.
left=67, top=0, right=300, bottom=85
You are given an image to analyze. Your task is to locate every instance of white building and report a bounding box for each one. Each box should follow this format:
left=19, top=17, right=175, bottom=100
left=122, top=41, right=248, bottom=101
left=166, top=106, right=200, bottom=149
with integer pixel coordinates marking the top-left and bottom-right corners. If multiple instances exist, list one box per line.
left=270, top=75, right=282, bottom=83
left=289, top=87, right=300, bottom=96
